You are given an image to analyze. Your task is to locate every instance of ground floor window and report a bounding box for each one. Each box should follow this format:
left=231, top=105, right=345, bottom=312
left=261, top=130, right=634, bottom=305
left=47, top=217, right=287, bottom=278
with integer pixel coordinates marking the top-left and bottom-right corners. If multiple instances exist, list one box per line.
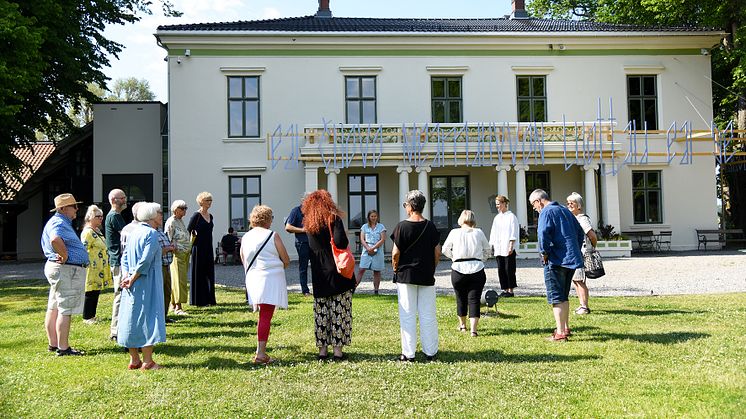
left=526, top=171, right=550, bottom=226
left=632, top=170, right=662, bottom=224
left=229, top=176, right=261, bottom=232
left=348, top=174, right=378, bottom=229
left=430, top=175, right=469, bottom=243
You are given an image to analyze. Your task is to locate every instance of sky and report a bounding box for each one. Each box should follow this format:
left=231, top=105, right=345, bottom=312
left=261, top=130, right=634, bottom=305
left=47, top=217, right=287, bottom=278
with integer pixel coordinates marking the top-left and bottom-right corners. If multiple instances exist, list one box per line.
left=103, top=0, right=514, bottom=101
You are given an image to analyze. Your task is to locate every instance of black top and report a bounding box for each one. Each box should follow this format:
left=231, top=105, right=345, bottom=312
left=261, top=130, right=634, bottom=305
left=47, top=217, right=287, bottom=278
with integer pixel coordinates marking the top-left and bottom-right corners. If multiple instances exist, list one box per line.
left=307, top=216, right=356, bottom=298
left=220, top=233, right=239, bottom=252
left=286, top=205, right=308, bottom=243
left=390, top=220, right=440, bottom=286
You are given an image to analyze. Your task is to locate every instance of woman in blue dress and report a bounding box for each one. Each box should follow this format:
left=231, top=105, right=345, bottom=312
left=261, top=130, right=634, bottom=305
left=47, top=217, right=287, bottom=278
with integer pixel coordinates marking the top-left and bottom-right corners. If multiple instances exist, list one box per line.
left=356, top=210, right=386, bottom=295
left=118, top=202, right=167, bottom=370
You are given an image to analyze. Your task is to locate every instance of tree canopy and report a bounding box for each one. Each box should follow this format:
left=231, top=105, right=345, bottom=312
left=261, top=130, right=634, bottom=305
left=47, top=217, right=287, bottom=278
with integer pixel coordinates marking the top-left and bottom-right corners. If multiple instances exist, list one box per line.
left=0, top=0, right=178, bottom=197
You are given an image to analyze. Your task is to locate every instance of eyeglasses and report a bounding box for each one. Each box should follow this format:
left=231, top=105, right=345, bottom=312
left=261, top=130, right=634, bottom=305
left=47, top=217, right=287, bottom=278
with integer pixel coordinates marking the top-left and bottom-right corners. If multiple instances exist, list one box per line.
left=178, top=206, right=188, bottom=210
left=566, top=202, right=575, bottom=206
left=530, top=200, right=538, bottom=207
left=402, top=202, right=409, bottom=208
left=94, top=215, right=103, bottom=219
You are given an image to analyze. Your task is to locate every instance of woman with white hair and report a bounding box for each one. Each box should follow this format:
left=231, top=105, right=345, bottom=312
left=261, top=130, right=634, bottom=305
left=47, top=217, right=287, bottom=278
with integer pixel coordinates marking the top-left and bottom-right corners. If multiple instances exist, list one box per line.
left=80, top=204, right=112, bottom=324
left=165, top=199, right=190, bottom=315
left=566, top=192, right=598, bottom=315
left=118, top=202, right=167, bottom=370
left=187, top=191, right=216, bottom=306
left=442, top=210, right=491, bottom=337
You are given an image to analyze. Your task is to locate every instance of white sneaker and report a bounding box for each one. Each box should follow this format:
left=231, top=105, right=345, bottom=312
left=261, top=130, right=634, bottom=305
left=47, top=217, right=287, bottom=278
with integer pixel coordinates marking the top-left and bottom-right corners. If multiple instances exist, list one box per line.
left=83, top=318, right=98, bottom=325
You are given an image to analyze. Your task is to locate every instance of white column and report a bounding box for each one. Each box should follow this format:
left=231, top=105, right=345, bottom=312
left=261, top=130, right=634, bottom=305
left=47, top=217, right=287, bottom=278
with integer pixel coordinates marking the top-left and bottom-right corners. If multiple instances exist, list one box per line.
left=397, top=165, right=412, bottom=220
left=514, top=164, right=529, bottom=228
left=416, top=165, right=431, bottom=219
left=600, top=164, right=621, bottom=234
left=325, top=168, right=340, bottom=203
left=304, top=165, right=318, bottom=192
left=495, top=165, right=511, bottom=197
left=583, top=164, right=599, bottom=227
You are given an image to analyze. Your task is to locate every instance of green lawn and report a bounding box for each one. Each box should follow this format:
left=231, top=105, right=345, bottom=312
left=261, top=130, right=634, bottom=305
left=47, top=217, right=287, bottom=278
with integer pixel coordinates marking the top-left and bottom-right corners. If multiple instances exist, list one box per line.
left=0, top=279, right=744, bottom=417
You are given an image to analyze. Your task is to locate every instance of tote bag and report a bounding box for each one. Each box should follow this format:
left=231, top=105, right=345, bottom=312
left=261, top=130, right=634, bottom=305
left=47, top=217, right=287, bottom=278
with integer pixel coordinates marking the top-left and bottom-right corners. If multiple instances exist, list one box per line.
left=583, top=249, right=605, bottom=279
left=329, top=225, right=355, bottom=279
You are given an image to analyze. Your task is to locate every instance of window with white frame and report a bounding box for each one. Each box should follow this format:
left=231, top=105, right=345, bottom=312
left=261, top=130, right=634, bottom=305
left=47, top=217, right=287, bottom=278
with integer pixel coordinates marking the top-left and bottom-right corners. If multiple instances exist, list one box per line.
left=228, top=76, right=260, bottom=137
left=632, top=170, right=662, bottom=224
left=431, top=77, right=462, bottom=123
left=229, top=176, right=261, bottom=232
left=516, top=75, right=547, bottom=122
left=348, top=174, right=378, bottom=230
left=345, top=76, right=376, bottom=124
left=627, top=75, right=658, bottom=131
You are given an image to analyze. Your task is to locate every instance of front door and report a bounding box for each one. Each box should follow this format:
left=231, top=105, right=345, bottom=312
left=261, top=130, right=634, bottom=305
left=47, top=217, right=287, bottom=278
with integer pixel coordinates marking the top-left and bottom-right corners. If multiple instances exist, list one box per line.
left=430, top=176, right=469, bottom=242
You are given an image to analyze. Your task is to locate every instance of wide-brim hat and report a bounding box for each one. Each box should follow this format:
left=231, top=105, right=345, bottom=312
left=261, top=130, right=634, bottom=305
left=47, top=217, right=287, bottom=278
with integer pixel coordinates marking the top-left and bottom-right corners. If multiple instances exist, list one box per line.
left=50, top=193, right=82, bottom=212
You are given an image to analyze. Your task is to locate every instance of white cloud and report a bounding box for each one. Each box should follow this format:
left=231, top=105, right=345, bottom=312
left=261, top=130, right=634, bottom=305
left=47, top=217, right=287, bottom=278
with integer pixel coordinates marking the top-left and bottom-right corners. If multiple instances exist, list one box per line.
left=260, top=7, right=282, bottom=19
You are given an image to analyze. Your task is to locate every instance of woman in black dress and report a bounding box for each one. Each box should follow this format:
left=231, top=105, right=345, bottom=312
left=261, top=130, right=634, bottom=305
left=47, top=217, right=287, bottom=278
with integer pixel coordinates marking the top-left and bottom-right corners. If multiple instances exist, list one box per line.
left=187, top=191, right=216, bottom=306
left=302, top=190, right=356, bottom=361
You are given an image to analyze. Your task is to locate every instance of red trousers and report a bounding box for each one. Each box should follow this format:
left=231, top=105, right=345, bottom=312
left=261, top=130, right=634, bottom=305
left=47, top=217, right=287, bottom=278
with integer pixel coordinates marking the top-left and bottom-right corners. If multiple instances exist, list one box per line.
left=257, top=304, right=275, bottom=342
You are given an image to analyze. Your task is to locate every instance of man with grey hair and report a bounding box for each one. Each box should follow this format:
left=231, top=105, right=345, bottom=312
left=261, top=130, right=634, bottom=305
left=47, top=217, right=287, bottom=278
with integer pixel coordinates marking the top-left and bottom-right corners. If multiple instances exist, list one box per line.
left=105, top=189, right=127, bottom=341
left=110, top=201, right=142, bottom=340
left=285, top=192, right=312, bottom=296
left=529, top=189, right=584, bottom=342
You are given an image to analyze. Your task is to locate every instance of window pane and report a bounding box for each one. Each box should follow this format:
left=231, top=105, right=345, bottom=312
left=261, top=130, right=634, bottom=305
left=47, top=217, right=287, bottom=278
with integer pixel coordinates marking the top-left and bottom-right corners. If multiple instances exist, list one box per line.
left=231, top=197, right=245, bottom=230
left=448, top=79, right=461, bottom=98
left=228, top=77, right=242, bottom=98
left=229, top=101, right=243, bottom=136
left=361, top=78, right=375, bottom=98
left=628, top=76, right=641, bottom=96
left=629, top=99, right=642, bottom=129
left=246, top=197, right=260, bottom=221
left=364, top=175, right=376, bottom=191
left=632, top=172, right=645, bottom=188
left=517, top=77, right=530, bottom=97
left=244, top=77, right=258, bottom=98
left=647, top=191, right=660, bottom=223
left=433, top=101, right=445, bottom=123
left=646, top=172, right=659, bottom=188
left=362, top=101, right=376, bottom=124
left=448, top=101, right=461, bottom=123
left=532, top=77, right=545, bottom=97
left=349, top=196, right=363, bottom=229
left=518, top=99, right=531, bottom=122
left=432, top=78, right=445, bottom=98
left=643, top=76, right=656, bottom=96
left=230, top=177, right=243, bottom=194
left=633, top=191, right=646, bottom=223
left=245, top=101, right=259, bottom=137
left=349, top=175, right=362, bottom=192
left=346, top=78, right=359, bottom=98
left=246, top=177, right=260, bottom=194
left=533, top=99, right=546, bottom=122
left=364, top=194, right=378, bottom=218
left=644, top=99, right=657, bottom=130
left=346, top=101, right=360, bottom=124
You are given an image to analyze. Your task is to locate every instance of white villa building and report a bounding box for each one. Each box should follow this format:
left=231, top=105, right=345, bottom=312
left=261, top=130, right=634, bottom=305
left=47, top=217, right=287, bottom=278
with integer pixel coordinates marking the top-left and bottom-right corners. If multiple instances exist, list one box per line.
left=155, top=0, right=725, bottom=256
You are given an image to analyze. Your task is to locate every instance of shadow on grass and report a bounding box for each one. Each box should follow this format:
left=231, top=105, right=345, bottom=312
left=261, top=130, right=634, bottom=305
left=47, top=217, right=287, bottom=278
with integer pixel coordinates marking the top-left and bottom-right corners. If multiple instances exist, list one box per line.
left=598, top=309, right=705, bottom=316
left=184, top=319, right=256, bottom=329
left=494, top=325, right=601, bottom=336
left=588, top=331, right=709, bottom=344
left=481, top=310, right=520, bottom=319
left=175, top=330, right=251, bottom=339
left=0, top=279, right=48, bottom=298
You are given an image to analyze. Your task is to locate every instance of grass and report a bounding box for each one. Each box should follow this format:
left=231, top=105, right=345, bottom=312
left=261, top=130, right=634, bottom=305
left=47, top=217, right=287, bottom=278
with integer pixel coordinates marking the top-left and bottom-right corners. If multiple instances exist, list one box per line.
left=0, top=279, right=744, bottom=417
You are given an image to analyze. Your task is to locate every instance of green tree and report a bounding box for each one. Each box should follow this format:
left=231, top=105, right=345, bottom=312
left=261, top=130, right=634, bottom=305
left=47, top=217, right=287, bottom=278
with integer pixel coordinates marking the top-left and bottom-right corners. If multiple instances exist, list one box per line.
left=108, top=77, right=155, bottom=101
left=0, top=0, right=179, bottom=197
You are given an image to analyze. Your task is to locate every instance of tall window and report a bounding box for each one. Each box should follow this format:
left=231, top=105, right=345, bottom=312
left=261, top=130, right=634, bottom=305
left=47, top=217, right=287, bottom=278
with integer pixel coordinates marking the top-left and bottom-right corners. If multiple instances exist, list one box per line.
left=431, top=77, right=462, bottom=123
left=229, top=176, right=261, bottom=232
left=345, top=76, right=376, bottom=124
left=348, top=174, right=378, bottom=229
left=228, top=76, right=260, bottom=137
left=526, top=171, right=550, bottom=226
left=627, top=75, right=658, bottom=130
left=517, top=76, right=547, bottom=122
left=632, top=171, right=662, bottom=224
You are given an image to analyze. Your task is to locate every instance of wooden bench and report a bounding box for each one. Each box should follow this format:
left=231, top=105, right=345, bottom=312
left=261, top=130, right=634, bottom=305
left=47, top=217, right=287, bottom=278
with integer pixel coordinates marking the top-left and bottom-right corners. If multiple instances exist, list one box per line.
left=622, top=230, right=657, bottom=252
left=696, top=229, right=746, bottom=251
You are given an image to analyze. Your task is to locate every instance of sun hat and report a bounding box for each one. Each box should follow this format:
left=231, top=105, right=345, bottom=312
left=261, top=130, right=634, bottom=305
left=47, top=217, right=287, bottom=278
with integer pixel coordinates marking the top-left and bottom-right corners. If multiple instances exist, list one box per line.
left=50, top=193, right=82, bottom=212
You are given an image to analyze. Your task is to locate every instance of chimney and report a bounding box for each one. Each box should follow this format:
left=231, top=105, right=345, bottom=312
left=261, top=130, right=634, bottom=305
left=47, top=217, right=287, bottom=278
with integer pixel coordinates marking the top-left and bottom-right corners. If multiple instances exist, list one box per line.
left=511, top=0, right=529, bottom=19
left=316, top=0, right=332, bottom=18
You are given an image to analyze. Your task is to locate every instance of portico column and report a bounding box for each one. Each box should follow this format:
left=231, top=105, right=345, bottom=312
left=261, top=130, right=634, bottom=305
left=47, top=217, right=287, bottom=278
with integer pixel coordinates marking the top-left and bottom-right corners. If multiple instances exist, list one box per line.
left=514, top=164, right=529, bottom=228
left=416, top=165, right=431, bottom=219
left=325, top=168, right=340, bottom=203
left=397, top=165, right=412, bottom=220
left=600, top=164, right=621, bottom=233
left=495, top=165, right=511, bottom=197
left=304, top=165, right=318, bottom=192
left=583, top=163, right=599, bottom=227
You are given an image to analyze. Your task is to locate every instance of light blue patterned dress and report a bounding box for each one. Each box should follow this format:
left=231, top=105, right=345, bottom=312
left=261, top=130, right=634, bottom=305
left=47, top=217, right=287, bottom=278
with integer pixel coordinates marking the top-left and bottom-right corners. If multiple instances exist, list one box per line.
left=359, top=223, right=386, bottom=271
left=117, top=223, right=166, bottom=348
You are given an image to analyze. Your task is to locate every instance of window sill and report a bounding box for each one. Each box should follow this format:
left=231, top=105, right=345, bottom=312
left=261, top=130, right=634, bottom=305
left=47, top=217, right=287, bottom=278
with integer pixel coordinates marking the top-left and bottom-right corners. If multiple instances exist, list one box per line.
left=222, top=138, right=263, bottom=143
left=629, top=224, right=670, bottom=229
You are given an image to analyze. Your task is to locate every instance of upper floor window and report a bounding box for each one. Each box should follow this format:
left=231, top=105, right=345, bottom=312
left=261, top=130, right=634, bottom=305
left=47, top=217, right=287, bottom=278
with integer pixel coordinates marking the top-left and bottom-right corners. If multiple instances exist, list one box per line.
left=632, top=170, right=662, bottom=224
left=348, top=174, right=378, bottom=230
left=432, top=77, right=462, bottom=123
left=627, top=75, right=658, bottom=130
left=228, top=76, right=260, bottom=137
left=229, top=176, right=261, bottom=232
left=345, top=76, right=376, bottom=124
left=517, top=76, right=547, bottom=122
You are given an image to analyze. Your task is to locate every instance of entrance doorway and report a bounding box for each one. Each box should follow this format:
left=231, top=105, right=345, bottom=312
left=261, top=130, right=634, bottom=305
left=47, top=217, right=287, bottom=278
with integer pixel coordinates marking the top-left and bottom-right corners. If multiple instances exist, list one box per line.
left=430, top=176, right=469, bottom=242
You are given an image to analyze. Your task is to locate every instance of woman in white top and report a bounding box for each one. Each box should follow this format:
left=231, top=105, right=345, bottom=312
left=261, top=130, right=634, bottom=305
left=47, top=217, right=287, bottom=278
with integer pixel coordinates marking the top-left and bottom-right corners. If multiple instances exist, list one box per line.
left=489, top=195, right=520, bottom=297
left=566, top=192, right=597, bottom=315
left=240, top=205, right=290, bottom=364
left=442, top=210, right=492, bottom=336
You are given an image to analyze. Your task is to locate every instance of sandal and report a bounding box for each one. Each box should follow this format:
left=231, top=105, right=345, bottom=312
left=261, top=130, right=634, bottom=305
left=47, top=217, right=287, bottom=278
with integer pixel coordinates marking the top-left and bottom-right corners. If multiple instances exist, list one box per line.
left=56, top=347, right=85, bottom=356
left=48, top=345, right=58, bottom=352
left=140, top=361, right=163, bottom=370
left=471, top=331, right=479, bottom=337
left=253, top=354, right=274, bottom=365
left=457, top=325, right=467, bottom=332
left=316, top=354, right=329, bottom=361
left=128, top=360, right=143, bottom=370
left=398, top=354, right=414, bottom=362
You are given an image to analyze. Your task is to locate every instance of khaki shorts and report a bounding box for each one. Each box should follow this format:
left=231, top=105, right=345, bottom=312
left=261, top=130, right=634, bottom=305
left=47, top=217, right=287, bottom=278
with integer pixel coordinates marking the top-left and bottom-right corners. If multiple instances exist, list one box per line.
left=45, top=262, right=85, bottom=315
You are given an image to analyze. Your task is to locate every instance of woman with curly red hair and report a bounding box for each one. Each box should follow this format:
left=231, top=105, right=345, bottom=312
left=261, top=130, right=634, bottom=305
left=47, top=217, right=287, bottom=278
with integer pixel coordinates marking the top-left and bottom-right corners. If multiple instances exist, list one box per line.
left=302, top=190, right=356, bottom=361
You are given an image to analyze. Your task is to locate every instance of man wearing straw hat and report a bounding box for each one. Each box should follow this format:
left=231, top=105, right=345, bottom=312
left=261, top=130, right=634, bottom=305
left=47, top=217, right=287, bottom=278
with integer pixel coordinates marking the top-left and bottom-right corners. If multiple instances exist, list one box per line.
left=41, top=193, right=89, bottom=356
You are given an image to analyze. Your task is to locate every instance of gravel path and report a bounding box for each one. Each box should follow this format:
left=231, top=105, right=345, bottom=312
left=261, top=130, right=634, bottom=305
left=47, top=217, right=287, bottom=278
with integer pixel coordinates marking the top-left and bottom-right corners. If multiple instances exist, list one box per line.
left=3, top=250, right=744, bottom=297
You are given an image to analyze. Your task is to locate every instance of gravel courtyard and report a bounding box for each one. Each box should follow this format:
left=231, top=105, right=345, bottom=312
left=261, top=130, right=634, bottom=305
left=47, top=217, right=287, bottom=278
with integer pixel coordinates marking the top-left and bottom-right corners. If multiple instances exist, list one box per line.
left=3, top=250, right=744, bottom=297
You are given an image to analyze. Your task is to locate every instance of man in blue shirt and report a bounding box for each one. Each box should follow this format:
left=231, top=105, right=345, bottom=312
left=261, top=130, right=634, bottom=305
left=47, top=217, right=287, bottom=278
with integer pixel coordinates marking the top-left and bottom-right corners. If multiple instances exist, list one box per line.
left=40, top=193, right=89, bottom=356
left=529, top=189, right=584, bottom=342
left=285, top=193, right=311, bottom=296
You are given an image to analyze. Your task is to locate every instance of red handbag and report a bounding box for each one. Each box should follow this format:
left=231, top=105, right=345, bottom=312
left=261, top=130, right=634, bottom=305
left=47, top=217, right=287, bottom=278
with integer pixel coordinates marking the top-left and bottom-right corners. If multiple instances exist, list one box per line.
left=329, top=224, right=355, bottom=279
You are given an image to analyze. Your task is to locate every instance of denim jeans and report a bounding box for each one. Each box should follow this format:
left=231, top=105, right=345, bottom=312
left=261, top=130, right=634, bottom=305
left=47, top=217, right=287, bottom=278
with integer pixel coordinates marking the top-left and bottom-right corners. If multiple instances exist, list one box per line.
left=295, top=241, right=311, bottom=294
